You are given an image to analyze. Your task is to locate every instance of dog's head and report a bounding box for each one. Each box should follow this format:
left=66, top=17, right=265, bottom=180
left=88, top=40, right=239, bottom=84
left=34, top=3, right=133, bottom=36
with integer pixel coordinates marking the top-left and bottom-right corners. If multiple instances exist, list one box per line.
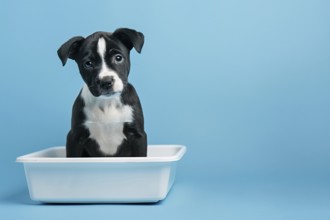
left=58, top=28, right=144, bottom=97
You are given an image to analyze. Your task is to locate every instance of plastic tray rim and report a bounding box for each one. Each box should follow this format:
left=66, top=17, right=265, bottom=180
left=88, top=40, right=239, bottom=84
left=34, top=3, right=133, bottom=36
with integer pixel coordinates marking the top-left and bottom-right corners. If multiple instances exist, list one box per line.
left=16, top=145, right=187, bottom=163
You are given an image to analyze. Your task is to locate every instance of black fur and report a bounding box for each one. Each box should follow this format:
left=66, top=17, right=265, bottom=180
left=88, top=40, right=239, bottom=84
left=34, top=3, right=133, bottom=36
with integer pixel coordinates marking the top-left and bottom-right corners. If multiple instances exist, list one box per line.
left=58, top=28, right=147, bottom=157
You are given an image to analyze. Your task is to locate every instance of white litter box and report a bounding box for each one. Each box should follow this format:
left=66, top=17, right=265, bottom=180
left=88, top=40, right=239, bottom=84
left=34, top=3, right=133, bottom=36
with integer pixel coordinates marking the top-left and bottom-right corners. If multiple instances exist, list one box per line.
left=16, top=145, right=186, bottom=203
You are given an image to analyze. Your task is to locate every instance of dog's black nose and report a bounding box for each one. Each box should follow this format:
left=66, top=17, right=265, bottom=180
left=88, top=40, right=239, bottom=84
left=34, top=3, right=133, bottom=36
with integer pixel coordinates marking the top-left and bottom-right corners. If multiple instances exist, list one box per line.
left=100, top=76, right=115, bottom=90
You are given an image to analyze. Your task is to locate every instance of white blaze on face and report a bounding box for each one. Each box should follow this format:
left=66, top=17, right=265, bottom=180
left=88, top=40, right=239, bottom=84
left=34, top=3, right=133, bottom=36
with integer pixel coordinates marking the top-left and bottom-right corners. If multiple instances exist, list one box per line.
left=97, top=37, right=124, bottom=93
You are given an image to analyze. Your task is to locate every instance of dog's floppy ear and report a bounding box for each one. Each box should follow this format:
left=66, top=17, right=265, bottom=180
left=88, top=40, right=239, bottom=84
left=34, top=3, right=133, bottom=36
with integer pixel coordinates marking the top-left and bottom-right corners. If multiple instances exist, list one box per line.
left=57, top=36, right=85, bottom=66
left=113, top=28, right=144, bottom=53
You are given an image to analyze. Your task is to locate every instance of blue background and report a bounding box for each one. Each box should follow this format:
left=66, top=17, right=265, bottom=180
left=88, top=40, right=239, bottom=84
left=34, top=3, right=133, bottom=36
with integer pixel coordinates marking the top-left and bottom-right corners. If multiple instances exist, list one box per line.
left=1, top=0, right=329, bottom=219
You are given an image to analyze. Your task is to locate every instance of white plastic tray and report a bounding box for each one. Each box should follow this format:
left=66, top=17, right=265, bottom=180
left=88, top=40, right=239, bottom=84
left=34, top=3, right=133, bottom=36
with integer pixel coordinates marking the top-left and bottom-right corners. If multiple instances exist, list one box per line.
left=16, top=145, right=186, bottom=203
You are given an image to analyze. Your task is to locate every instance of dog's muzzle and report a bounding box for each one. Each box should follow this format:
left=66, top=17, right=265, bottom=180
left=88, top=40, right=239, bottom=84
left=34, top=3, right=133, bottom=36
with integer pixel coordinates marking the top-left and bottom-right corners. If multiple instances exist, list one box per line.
left=88, top=76, right=116, bottom=97
left=100, top=76, right=115, bottom=91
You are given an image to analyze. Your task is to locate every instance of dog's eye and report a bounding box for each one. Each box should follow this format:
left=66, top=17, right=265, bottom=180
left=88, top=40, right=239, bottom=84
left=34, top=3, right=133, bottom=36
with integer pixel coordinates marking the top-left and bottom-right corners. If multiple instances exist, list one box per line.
left=114, top=55, right=124, bottom=63
left=84, top=61, right=93, bottom=69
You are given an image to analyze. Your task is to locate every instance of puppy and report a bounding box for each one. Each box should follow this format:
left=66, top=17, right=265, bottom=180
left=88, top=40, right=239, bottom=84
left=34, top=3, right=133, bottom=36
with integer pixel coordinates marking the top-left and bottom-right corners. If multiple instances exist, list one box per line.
left=57, top=28, right=147, bottom=157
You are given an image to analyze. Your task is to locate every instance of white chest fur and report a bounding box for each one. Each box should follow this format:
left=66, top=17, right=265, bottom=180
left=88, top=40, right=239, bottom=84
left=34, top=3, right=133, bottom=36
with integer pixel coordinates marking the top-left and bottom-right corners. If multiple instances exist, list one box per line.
left=81, top=85, right=133, bottom=155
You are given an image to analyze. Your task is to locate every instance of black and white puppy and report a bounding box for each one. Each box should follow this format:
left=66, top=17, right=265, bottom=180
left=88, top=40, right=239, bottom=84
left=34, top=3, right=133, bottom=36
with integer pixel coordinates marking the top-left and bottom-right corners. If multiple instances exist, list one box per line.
left=57, top=28, right=147, bottom=157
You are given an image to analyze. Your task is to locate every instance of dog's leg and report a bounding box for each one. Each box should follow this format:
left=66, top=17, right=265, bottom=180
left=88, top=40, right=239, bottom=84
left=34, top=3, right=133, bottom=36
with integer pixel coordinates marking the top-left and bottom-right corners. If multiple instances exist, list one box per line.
left=66, top=130, right=86, bottom=157
left=67, top=130, right=105, bottom=157
left=123, top=124, right=147, bottom=157
left=84, top=139, right=106, bottom=157
left=131, top=133, right=147, bottom=157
